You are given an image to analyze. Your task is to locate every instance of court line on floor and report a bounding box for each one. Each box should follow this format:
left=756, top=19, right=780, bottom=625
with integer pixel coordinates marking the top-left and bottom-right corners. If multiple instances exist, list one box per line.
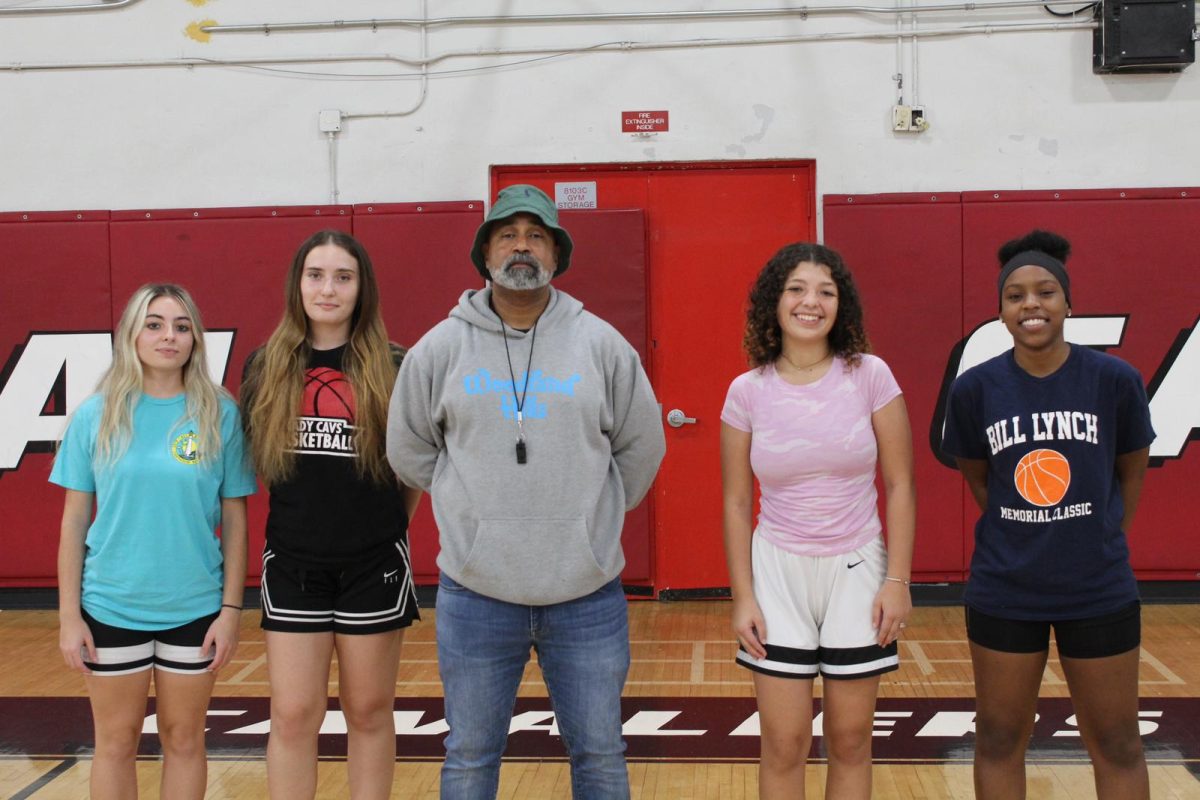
left=10, top=757, right=76, bottom=800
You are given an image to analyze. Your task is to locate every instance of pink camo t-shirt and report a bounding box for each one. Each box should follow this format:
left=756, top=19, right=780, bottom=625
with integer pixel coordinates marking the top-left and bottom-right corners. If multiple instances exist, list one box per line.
left=721, top=355, right=902, bottom=556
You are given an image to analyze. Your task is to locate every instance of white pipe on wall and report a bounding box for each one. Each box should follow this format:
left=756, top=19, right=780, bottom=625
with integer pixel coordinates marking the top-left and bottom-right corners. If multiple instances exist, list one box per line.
left=340, top=0, right=429, bottom=121
left=0, top=0, right=144, bottom=16
left=0, top=19, right=1097, bottom=74
left=197, top=1, right=1104, bottom=34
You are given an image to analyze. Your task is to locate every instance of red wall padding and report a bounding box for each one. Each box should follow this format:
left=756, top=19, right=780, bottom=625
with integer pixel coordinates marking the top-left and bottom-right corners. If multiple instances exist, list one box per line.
left=4, top=191, right=1197, bottom=588
left=960, top=191, right=1200, bottom=577
left=0, top=204, right=483, bottom=587
left=107, top=206, right=357, bottom=582
left=0, top=202, right=658, bottom=588
left=552, top=209, right=653, bottom=583
left=826, top=188, right=1200, bottom=580
left=0, top=212, right=112, bottom=585
left=351, top=203, right=489, bottom=582
left=824, top=194, right=967, bottom=581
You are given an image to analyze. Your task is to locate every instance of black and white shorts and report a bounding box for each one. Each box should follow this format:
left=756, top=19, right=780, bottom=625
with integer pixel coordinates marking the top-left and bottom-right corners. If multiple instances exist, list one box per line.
left=737, top=531, right=899, bottom=681
left=260, top=541, right=420, bottom=635
left=81, top=608, right=219, bottom=676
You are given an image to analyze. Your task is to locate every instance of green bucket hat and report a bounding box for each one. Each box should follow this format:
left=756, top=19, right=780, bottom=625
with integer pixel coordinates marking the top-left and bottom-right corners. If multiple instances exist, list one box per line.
left=470, top=184, right=574, bottom=280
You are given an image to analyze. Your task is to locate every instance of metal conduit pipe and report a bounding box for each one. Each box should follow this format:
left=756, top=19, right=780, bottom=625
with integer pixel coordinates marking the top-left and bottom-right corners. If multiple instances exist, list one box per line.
left=0, top=0, right=145, bottom=16
left=319, top=0, right=428, bottom=207
left=199, top=1, right=1101, bottom=34
left=912, top=9, right=921, bottom=106
left=895, top=1, right=906, bottom=105
left=0, top=20, right=1097, bottom=74
left=342, top=0, right=429, bottom=121
left=0, top=54, right=406, bottom=73
left=326, top=132, right=339, bottom=205
left=603, top=20, right=1095, bottom=49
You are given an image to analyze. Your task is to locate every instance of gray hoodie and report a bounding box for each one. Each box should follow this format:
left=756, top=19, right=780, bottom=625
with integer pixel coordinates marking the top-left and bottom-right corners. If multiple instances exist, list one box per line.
left=387, top=287, right=666, bottom=605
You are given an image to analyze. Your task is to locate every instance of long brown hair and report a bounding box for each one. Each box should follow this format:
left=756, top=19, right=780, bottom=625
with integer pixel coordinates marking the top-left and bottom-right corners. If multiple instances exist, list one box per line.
left=242, top=230, right=398, bottom=487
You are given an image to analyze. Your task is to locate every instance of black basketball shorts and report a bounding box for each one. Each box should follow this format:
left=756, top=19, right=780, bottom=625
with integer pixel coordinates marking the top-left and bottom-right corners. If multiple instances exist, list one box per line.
left=260, top=541, right=420, bottom=635
left=81, top=608, right=220, bottom=676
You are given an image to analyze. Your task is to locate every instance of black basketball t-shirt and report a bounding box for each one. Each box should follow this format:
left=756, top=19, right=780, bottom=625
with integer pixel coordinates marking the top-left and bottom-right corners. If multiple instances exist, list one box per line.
left=942, top=345, right=1155, bottom=620
left=248, top=345, right=408, bottom=566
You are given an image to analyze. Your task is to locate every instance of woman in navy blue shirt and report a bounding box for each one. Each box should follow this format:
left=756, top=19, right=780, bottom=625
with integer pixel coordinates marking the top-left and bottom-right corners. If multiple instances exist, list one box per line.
left=942, top=230, right=1154, bottom=800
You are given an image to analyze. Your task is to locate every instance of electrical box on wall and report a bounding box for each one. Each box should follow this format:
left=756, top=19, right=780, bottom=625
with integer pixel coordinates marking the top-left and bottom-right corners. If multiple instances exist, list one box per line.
left=1093, top=0, right=1196, bottom=73
left=892, top=105, right=929, bottom=132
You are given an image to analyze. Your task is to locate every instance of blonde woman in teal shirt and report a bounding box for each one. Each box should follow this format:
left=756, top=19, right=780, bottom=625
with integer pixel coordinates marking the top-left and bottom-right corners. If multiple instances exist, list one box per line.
left=52, top=283, right=256, bottom=800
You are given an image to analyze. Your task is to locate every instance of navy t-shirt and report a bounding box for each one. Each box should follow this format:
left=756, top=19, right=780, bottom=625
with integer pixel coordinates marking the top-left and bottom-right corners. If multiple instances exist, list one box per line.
left=941, top=345, right=1155, bottom=620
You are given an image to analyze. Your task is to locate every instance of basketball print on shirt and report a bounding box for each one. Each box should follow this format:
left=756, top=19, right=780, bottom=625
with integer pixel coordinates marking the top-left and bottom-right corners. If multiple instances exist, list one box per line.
left=305, top=367, right=355, bottom=419
left=1013, top=449, right=1071, bottom=507
left=293, top=367, right=356, bottom=457
left=994, top=419, right=1096, bottom=524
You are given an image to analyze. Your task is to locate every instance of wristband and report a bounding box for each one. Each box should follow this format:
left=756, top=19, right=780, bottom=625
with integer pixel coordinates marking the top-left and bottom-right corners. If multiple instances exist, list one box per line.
left=221, top=603, right=243, bottom=611
left=884, top=576, right=910, bottom=586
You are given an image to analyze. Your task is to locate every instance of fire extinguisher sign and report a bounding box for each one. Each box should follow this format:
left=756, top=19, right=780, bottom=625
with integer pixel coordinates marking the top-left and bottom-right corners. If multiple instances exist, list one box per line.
left=622, top=110, right=669, bottom=133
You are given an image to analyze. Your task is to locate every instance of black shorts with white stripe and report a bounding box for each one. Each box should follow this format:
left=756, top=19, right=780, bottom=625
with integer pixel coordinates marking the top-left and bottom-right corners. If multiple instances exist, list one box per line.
left=260, top=541, right=420, bottom=635
left=81, top=609, right=218, bottom=676
left=737, top=640, right=900, bottom=681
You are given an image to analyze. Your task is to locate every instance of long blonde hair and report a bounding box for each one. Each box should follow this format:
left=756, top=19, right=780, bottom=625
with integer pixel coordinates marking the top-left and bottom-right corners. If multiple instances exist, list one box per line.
left=95, top=283, right=228, bottom=465
left=242, top=229, right=398, bottom=487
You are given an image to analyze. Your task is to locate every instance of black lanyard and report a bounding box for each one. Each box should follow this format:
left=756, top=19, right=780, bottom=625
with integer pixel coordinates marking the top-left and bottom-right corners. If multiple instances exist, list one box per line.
left=500, top=319, right=538, bottom=464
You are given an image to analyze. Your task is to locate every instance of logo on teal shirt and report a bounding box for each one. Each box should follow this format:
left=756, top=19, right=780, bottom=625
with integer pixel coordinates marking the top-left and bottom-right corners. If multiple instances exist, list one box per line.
left=172, top=431, right=200, bottom=465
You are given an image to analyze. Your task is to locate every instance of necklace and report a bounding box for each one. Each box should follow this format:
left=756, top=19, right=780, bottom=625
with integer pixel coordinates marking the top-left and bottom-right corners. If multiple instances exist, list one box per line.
left=500, top=317, right=538, bottom=464
left=778, top=350, right=831, bottom=372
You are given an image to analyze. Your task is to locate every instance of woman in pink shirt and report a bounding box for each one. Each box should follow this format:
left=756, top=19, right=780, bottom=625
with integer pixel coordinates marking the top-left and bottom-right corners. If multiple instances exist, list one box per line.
left=721, top=242, right=916, bottom=799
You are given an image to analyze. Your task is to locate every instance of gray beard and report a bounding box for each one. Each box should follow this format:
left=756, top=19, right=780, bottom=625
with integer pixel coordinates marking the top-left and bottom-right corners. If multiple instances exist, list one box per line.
left=489, top=255, right=552, bottom=291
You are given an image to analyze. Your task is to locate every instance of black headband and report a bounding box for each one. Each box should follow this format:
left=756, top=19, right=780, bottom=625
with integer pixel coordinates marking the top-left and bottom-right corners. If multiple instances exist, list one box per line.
left=998, top=250, right=1071, bottom=308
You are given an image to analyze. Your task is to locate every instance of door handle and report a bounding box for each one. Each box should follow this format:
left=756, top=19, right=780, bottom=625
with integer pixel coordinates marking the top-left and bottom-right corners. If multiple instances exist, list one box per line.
left=666, top=409, right=697, bottom=428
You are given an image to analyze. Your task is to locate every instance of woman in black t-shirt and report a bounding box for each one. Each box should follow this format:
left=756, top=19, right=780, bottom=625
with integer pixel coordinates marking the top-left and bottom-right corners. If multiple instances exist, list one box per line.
left=242, top=230, right=420, bottom=800
left=942, top=230, right=1153, bottom=800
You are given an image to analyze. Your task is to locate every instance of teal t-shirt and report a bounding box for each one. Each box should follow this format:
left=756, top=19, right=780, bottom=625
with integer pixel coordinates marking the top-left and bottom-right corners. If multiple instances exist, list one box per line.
left=50, top=392, right=258, bottom=630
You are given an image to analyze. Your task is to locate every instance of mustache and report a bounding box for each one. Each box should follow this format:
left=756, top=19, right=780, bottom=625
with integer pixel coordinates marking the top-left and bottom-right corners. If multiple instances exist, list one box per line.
left=502, top=253, right=545, bottom=271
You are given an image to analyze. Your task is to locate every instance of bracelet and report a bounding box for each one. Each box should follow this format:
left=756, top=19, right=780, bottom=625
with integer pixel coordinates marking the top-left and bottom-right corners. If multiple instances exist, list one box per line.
left=221, top=603, right=243, bottom=611
left=884, top=576, right=911, bottom=586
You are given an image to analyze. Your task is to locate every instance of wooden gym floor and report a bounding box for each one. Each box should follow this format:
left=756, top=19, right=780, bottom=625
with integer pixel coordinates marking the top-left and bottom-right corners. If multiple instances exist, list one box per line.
left=1, top=601, right=1199, bottom=799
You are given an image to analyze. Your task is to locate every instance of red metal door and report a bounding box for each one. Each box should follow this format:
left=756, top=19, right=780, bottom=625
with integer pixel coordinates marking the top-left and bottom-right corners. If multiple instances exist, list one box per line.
left=495, top=162, right=816, bottom=594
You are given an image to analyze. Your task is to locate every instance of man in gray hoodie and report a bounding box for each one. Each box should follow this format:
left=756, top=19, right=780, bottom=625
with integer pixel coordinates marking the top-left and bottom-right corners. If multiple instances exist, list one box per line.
left=387, top=184, right=666, bottom=799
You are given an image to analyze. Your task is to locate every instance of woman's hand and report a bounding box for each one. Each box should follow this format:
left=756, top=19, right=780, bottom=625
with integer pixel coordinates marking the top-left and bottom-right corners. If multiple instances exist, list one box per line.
left=873, top=580, right=913, bottom=648
left=203, top=607, right=242, bottom=673
left=59, top=613, right=96, bottom=674
left=731, top=595, right=768, bottom=661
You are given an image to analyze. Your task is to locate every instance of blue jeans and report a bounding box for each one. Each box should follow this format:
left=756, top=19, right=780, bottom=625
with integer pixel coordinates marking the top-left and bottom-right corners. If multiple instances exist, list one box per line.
left=436, top=573, right=631, bottom=800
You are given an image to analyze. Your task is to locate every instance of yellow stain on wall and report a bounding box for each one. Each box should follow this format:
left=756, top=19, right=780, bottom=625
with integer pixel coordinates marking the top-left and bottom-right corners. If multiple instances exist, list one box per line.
left=185, top=20, right=216, bottom=43
left=187, top=0, right=210, bottom=7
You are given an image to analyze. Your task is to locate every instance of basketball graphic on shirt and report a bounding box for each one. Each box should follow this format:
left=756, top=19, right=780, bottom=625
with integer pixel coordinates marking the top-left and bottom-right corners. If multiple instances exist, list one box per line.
left=1013, top=448, right=1071, bottom=507
left=304, top=367, right=355, bottom=419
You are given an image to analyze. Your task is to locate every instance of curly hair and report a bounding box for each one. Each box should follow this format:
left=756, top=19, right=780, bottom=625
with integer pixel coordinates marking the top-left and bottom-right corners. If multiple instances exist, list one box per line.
left=742, top=242, right=870, bottom=368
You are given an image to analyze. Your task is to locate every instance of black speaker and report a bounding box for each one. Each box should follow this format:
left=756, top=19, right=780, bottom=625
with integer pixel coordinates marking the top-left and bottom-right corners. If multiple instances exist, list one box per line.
left=1093, top=0, right=1196, bottom=73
